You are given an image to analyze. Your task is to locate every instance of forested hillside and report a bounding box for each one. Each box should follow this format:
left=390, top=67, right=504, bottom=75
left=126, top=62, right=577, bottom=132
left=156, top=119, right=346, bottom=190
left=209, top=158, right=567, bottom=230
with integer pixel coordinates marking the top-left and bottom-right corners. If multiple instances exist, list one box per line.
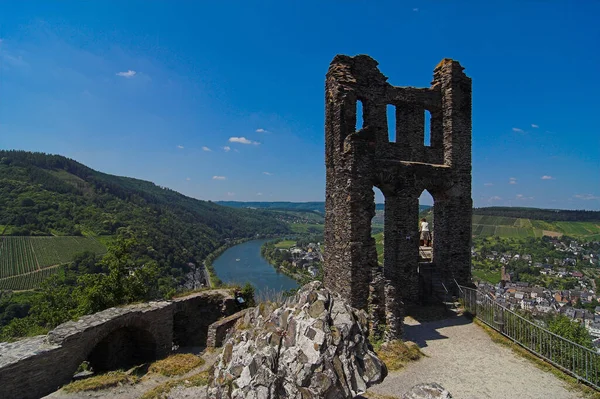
left=472, top=207, right=600, bottom=222
left=0, top=150, right=289, bottom=339
left=217, top=201, right=432, bottom=213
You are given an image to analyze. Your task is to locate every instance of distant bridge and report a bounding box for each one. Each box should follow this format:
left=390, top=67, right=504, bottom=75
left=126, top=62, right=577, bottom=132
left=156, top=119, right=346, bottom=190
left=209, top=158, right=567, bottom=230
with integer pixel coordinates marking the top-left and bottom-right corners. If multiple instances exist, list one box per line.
left=0, top=289, right=238, bottom=399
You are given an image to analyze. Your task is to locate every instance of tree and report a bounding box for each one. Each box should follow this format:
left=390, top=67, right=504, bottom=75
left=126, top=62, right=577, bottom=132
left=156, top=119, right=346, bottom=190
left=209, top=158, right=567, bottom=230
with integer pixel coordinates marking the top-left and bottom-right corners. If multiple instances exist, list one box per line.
left=546, top=314, right=592, bottom=348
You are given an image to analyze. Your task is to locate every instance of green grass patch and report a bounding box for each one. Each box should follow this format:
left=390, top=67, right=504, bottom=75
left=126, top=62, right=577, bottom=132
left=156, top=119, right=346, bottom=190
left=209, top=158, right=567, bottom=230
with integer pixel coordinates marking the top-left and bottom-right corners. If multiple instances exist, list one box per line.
left=290, top=223, right=324, bottom=234
left=374, top=340, right=423, bottom=371
left=274, top=240, right=296, bottom=249
left=148, top=354, right=205, bottom=377
left=140, top=369, right=212, bottom=399
left=62, top=371, right=138, bottom=393
left=472, top=269, right=501, bottom=284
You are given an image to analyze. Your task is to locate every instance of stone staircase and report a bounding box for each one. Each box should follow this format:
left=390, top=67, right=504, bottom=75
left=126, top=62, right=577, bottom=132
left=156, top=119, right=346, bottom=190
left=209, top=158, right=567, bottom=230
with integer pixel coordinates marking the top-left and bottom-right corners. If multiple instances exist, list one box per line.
left=419, top=246, right=433, bottom=262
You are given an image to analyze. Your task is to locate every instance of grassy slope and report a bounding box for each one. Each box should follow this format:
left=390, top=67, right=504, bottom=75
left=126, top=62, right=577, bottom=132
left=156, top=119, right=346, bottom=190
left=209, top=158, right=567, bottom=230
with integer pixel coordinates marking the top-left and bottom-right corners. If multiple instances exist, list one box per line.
left=472, top=215, right=600, bottom=239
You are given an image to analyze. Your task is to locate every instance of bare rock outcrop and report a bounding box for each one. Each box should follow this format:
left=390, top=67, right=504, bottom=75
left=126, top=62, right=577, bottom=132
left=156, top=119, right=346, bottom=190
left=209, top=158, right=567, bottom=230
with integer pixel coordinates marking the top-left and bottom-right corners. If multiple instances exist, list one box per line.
left=208, top=281, right=387, bottom=398
left=401, top=382, right=452, bottom=399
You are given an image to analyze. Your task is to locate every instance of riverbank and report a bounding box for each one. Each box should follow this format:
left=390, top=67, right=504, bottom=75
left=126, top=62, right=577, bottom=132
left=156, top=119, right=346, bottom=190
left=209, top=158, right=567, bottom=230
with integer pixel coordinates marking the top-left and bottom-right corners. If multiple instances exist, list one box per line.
left=260, top=239, right=322, bottom=286
left=203, top=238, right=256, bottom=287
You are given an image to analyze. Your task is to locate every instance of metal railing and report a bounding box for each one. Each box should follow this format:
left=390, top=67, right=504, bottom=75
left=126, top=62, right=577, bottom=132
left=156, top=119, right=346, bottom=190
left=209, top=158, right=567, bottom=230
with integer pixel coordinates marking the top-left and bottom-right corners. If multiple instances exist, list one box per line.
left=459, top=285, right=600, bottom=390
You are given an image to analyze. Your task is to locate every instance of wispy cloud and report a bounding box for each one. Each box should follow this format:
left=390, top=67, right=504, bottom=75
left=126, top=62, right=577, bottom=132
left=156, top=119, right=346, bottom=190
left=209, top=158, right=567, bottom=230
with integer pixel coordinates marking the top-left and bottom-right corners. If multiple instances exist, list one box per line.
left=489, top=196, right=502, bottom=201
left=516, top=194, right=534, bottom=200
left=116, top=70, right=137, bottom=78
left=255, top=128, right=269, bottom=133
left=574, top=194, right=600, bottom=200
left=229, top=137, right=260, bottom=145
left=177, top=145, right=184, bottom=149
left=541, top=175, right=554, bottom=180
left=509, top=177, right=517, bottom=185
left=226, top=192, right=235, bottom=197
left=512, top=127, right=524, bottom=133
left=484, top=183, right=493, bottom=186
left=413, top=7, right=419, bottom=11
left=531, top=124, right=539, bottom=128
left=186, top=177, right=191, bottom=181
left=212, top=176, right=226, bottom=180
left=0, top=41, right=29, bottom=69
left=202, top=146, right=212, bottom=152
left=222, top=146, right=231, bottom=152
left=263, top=172, right=273, bottom=176
left=256, top=192, right=263, bottom=196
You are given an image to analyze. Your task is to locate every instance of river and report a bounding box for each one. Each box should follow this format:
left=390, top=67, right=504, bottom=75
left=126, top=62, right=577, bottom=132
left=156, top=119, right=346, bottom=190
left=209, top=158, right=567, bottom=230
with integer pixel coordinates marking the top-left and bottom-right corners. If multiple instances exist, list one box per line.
left=211, top=238, right=298, bottom=297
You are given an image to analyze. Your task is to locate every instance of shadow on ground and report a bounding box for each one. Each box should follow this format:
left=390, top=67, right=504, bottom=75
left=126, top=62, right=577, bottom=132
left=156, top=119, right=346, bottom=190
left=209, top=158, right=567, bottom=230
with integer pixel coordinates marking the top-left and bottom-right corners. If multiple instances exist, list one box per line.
left=403, top=310, right=472, bottom=348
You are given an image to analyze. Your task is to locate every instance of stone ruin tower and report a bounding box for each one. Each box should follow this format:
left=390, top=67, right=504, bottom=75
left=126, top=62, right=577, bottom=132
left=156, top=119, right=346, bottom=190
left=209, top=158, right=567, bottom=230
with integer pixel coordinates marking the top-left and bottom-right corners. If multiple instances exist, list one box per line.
left=324, top=55, right=472, bottom=338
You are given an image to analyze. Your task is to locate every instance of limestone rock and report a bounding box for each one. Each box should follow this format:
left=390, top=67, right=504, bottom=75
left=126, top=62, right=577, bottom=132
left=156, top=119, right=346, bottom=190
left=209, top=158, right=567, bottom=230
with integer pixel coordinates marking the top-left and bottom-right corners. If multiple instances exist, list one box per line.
left=207, top=281, right=387, bottom=398
left=401, top=382, right=452, bottom=399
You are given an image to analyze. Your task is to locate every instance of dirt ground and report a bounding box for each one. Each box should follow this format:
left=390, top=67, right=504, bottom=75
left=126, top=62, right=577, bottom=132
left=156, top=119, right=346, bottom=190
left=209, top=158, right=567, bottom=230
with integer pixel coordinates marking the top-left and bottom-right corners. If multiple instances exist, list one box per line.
left=367, top=314, right=584, bottom=399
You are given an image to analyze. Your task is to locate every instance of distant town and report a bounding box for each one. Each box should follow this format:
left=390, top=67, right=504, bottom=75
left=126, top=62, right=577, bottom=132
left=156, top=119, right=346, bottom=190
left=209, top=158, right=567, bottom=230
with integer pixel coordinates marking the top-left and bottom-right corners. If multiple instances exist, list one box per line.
left=472, top=236, right=600, bottom=350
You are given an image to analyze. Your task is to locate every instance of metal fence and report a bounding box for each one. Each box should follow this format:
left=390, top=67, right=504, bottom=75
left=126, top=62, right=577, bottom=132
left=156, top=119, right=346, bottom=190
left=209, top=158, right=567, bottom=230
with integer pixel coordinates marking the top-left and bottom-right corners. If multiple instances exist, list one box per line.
left=459, top=285, right=600, bottom=390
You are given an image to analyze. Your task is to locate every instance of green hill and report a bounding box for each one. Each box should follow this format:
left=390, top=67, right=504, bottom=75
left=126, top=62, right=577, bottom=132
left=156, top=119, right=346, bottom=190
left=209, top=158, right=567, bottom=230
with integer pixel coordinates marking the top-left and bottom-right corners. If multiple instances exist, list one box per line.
left=0, top=150, right=290, bottom=291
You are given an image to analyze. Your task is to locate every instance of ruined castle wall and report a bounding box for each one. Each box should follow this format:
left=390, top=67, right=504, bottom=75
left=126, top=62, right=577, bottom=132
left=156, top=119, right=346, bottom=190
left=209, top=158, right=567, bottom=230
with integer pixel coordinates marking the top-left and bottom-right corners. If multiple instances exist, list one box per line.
left=324, top=55, right=472, bottom=335
left=0, top=290, right=236, bottom=399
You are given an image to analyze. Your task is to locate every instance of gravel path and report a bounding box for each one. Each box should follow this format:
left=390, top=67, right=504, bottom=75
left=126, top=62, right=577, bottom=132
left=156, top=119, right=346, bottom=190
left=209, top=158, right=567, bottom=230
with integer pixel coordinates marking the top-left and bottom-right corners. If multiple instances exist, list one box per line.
left=368, top=314, right=584, bottom=399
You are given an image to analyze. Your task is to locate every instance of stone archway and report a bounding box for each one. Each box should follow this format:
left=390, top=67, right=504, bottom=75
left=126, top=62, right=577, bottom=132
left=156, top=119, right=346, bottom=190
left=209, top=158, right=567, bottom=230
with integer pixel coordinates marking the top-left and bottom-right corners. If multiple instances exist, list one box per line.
left=86, top=326, right=157, bottom=372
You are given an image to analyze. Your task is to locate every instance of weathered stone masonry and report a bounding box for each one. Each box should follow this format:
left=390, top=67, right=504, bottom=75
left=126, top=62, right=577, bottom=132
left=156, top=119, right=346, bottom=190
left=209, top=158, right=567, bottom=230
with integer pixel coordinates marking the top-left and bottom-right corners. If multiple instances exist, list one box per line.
left=0, top=289, right=238, bottom=399
left=324, top=55, right=473, bottom=337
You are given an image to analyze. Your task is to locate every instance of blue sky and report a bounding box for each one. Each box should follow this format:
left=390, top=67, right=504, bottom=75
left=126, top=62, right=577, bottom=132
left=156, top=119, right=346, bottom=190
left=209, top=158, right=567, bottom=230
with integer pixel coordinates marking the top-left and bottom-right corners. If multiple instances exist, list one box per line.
left=0, top=1, right=598, bottom=209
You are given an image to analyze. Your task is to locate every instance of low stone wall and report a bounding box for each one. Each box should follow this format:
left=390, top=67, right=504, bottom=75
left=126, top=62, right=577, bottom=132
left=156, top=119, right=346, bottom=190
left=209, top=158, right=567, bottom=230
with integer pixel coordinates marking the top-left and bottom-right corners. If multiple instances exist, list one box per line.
left=206, top=308, right=251, bottom=348
left=0, top=289, right=236, bottom=399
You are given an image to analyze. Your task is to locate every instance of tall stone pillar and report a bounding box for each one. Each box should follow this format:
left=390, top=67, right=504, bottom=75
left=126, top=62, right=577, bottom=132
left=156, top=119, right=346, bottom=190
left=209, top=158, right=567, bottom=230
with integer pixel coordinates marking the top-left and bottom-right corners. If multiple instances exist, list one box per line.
left=431, top=59, right=473, bottom=291
left=324, top=66, right=378, bottom=310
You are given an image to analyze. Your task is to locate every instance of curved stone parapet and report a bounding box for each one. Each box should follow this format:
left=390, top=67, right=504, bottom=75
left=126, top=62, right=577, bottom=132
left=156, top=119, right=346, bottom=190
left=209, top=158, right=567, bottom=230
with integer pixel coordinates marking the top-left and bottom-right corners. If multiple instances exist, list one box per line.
left=0, top=289, right=236, bottom=399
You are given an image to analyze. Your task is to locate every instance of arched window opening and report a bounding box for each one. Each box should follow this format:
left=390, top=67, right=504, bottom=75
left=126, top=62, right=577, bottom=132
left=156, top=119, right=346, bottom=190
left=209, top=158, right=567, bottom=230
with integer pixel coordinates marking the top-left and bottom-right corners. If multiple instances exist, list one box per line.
left=387, top=104, right=396, bottom=142
left=356, top=100, right=364, bottom=131
left=419, top=190, right=434, bottom=261
left=424, top=110, right=432, bottom=147
left=372, top=187, right=385, bottom=266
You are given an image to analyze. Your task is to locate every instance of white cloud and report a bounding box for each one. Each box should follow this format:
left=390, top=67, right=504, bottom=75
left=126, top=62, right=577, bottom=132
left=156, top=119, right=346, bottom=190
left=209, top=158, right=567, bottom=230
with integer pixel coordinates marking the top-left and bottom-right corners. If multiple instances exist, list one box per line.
left=229, top=136, right=259, bottom=145
left=212, top=176, right=226, bottom=180
left=116, top=70, right=137, bottom=78
left=256, top=192, right=263, bottom=196
left=541, top=175, right=554, bottom=180
left=574, top=194, right=600, bottom=200
left=484, top=183, right=493, bottom=186
left=186, top=177, right=191, bottom=181
left=531, top=124, right=539, bottom=128
left=223, top=146, right=231, bottom=152
left=489, top=196, right=502, bottom=201
left=512, top=127, right=524, bottom=133
left=177, top=145, right=184, bottom=149
left=226, top=192, right=235, bottom=197
left=263, top=172, right=273, bottom=176
left=509, top=177, right=517, bottom=185
left=256, top=128, right=268, bottom=133
left=202, top=146, right=212, bottom=152
left=516, top=194, right=534, bottom=200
